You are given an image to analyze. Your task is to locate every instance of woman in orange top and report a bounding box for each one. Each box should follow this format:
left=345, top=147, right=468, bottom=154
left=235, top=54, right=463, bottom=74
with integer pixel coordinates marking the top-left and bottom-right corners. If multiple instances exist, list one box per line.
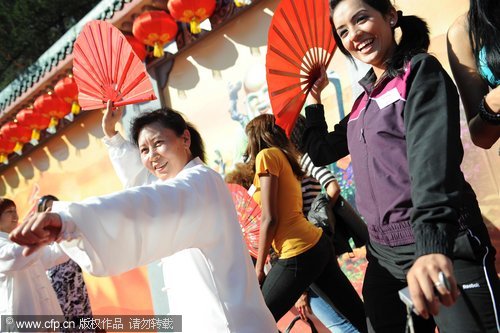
left=245, top=114, right=366, bottom=332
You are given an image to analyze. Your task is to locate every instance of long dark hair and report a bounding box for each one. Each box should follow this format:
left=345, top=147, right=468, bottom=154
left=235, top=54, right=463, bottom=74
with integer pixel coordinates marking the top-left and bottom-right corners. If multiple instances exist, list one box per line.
left=290, top=114, right=307, bottom=155
left=468, top=0, right=500, bottom=79
left=131, top=108, right=206, bottom=163
left=0, top=198, right=15, bottom=215
left=37, top=195, right=59, bottom=212
left=330, top=0, right=430, bottom=79
left=245, top=114, right=304, bottom=179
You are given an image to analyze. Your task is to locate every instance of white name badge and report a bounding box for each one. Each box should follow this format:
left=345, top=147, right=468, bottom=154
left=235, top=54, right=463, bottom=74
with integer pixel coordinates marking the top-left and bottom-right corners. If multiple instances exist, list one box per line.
left=373, top=87, right=403, bottom=110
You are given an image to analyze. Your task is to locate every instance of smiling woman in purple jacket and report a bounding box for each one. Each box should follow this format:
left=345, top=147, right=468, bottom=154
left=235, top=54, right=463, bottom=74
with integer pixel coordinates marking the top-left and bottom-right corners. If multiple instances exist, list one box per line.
left=303, top=0, right=500, bottom=332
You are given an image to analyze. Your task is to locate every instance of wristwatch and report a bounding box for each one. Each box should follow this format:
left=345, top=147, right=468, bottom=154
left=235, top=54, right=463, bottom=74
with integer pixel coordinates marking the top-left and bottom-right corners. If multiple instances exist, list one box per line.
left=478, top=97, right=500, bottom=125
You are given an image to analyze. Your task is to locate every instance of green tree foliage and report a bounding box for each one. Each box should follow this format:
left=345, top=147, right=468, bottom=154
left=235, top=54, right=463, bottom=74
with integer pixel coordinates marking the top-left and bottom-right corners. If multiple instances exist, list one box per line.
left=0, top=0, right=100, bottom=90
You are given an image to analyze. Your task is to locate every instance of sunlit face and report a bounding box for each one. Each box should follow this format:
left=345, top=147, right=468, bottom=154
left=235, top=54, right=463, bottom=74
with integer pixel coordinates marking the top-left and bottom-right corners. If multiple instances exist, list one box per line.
left=0, top=205, right=18, bottom=233
left=138, top=122, right=192, bottom=181
left=332, top=0, right=396, bottom=76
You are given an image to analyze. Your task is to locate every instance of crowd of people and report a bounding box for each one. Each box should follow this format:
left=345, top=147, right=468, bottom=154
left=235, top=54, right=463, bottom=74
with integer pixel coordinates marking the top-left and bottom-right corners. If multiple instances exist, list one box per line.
left=2, top=0, right=499, bottom=332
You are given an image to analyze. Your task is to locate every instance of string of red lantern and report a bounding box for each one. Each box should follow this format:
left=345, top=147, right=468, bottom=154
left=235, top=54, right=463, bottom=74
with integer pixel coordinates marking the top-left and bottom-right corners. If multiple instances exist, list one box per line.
left=1, top=3, right=227, bottom=163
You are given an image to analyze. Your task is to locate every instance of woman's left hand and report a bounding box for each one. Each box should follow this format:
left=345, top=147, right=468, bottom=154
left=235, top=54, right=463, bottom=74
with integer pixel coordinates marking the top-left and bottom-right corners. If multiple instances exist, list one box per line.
left=406, top=254, right=459, bottom=319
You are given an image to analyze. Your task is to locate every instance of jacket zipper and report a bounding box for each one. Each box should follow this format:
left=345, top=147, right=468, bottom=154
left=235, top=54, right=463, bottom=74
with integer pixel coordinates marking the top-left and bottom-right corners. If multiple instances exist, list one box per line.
left=360, top=93, right=382, bottom=225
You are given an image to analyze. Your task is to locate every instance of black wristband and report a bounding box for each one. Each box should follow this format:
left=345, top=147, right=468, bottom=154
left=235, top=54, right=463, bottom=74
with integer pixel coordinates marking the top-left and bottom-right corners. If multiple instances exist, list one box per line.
left=478, top=97, right=500, bottom=125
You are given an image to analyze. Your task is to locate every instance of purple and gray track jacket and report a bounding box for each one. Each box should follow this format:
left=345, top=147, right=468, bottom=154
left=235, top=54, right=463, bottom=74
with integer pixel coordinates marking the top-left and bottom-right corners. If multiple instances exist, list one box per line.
left=304, top=53, right=477, bottom=258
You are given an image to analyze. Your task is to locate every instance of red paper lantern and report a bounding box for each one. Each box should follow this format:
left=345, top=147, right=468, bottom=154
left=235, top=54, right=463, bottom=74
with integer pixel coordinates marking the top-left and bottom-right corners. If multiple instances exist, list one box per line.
left=132, top=11, right=178, bottom=58
left=16, top=108, right=51, bottom=145
left=54, top=75, right=80, bottom=119
left=168, top=0, right=216, bottom=34
left=0, top=122, right=32, bottom=155
left=125, top=35, right=147, bottom=62
left=0, top=136, right=15, bottom=165
left=33, top=92, right=69, bottom=134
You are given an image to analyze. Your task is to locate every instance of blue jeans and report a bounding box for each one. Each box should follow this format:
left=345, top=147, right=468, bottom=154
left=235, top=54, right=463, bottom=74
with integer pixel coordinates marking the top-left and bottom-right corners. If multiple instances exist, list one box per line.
left=309, top=289, right=361, bottom=333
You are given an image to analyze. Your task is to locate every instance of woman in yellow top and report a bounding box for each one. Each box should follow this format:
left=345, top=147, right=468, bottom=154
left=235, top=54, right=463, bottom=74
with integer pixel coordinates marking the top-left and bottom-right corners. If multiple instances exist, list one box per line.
left=245, top=114, right=367, bottom=332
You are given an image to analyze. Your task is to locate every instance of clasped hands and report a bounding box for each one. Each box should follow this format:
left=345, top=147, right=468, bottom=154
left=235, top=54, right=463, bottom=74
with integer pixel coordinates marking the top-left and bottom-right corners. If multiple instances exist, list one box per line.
left=9, top=212, right=63, bottom=256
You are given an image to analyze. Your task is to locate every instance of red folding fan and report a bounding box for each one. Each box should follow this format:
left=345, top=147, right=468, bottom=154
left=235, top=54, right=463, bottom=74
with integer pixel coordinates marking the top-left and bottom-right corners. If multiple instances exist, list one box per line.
left=227, top=183, right=262, bottom=259
left=72, top=20, right=156, bottom=110
left=266, top=0, right=336, bottom=136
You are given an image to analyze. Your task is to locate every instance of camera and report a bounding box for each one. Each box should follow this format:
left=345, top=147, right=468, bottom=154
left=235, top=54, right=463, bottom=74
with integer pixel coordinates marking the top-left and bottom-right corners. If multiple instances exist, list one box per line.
left=398, top=272, right=451, bottom=315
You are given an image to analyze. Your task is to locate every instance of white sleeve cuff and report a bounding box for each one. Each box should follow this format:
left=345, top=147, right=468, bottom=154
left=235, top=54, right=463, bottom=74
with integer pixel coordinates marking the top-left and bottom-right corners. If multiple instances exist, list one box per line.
left=102, top=132, right=126, bottom=147
left=51, top=201, right=77, bottom=241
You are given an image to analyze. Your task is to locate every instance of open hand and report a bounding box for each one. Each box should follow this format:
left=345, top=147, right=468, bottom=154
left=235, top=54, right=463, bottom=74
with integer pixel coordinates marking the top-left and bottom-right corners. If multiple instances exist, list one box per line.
left=9, top=212, right=63, bottom=256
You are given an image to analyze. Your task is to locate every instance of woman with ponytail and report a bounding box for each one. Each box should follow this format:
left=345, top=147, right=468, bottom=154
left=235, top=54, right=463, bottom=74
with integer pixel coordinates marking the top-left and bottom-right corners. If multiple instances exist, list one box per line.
left=302, top=0, right=499, bottom=331
left=447, top=0, right=500, bottom=148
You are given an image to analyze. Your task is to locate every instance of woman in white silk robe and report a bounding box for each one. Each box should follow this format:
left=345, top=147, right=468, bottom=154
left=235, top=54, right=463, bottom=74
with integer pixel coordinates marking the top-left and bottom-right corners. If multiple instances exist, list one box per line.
left=10, top=107, right=277, bottom=333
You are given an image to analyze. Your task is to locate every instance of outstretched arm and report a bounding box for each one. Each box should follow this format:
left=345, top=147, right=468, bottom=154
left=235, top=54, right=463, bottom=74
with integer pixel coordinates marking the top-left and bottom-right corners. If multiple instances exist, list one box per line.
left=10, top=168, right=224, bottom=276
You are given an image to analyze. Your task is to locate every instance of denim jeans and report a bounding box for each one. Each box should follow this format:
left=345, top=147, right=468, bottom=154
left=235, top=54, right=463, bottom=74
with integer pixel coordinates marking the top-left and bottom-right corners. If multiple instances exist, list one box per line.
left=309, top=289, right=361, bottom=333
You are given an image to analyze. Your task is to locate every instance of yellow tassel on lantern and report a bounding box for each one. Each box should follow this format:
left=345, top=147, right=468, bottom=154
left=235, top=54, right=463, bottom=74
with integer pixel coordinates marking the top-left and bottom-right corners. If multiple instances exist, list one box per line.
left=13, top=142, right=24, bottom=155
left=153, top=42, right=164, bottom=57
left=190, top=18, right=201, bottom=34
left=0, top=154, right=8, bottom=165
left=71, top=101, right=81, bottom=115
left=234, top=0, right=246, bottom=7
left=47, top=117, right=59, bottom=134
left=31, top=129, right=40, bottom=145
